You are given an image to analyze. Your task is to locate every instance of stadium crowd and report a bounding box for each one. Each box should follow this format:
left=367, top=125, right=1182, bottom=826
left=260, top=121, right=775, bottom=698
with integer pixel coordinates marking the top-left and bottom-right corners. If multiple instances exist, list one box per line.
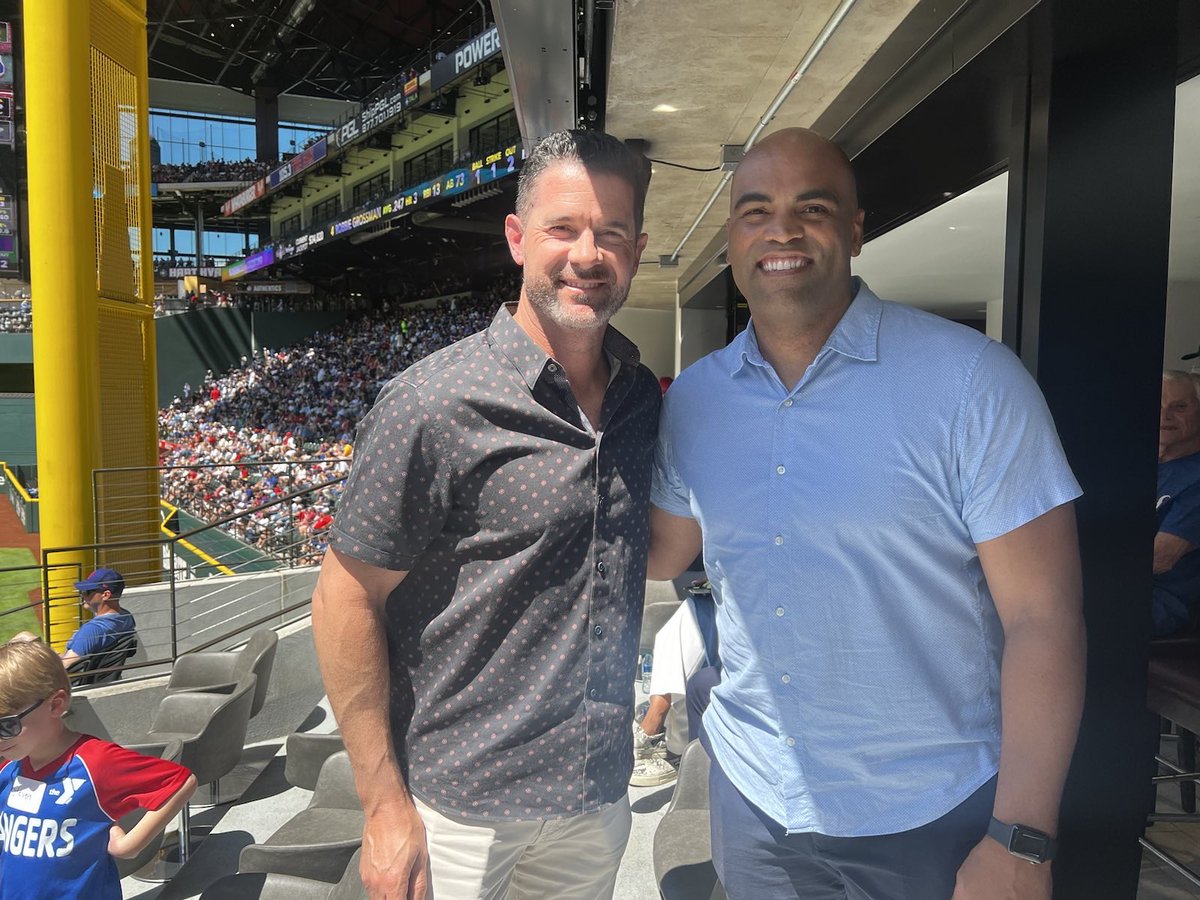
left=152, top=158, right=277, bottom=184
left=158, top=273, right=517, bottom=565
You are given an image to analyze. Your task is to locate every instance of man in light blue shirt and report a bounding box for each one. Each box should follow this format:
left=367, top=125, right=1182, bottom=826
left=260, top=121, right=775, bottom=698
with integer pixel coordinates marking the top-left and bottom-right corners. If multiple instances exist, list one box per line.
left=648, top=128, right=1085, bottom=900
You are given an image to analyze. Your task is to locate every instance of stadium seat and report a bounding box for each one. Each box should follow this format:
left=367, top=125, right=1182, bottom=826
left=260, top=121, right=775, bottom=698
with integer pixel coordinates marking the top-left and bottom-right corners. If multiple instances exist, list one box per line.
left=67, top=630, right=138, bottom=687
left=166, top=628, right=279, bottom=718
left=114, top=739, right=184, bottom=879
left=143, top=674, right=258, bottom=865
left=284, top=730, right=344, bottom=791
left=653, top=740, right=727, bottom=900
left=199, top=848, right=365, bottom=899
left=237, top=750, right=364, bottom=883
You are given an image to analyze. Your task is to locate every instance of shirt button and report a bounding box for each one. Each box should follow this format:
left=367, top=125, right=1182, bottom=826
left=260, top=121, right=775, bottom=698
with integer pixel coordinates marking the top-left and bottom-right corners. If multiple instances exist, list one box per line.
left=588, top=688, right=598, bottom=699
left=596, top=560, right=606, bottom=575
left=774, top=535, right=784, bottom=546
left=781, top=674, right=791, bottom=684
left=593, top=625, right=604, bottom=637
left=783, top=399, right=794, bottom=407
left=775, top=607, right=785, bottom=617
left=786, top=737, right=796, bottom=747
left=547, top=362, right=559, bottom=373
left=776, top=465, right=786, bottom=475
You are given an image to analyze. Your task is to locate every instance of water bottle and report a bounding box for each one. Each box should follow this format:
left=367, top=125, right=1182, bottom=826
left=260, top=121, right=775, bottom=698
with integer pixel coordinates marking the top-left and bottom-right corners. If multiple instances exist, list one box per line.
left=640, top=651, right=653, bottom=695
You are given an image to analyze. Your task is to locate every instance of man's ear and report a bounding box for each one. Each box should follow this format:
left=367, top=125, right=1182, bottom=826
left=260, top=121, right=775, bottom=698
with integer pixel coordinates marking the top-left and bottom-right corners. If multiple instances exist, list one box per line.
left=849, top=208, right=865, bottom=258
left=505, top=214, right=527, bottom=266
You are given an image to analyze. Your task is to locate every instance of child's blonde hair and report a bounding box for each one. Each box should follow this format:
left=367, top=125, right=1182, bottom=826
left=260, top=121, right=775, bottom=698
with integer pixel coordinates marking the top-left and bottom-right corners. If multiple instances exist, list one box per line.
left=0, top=639, right=69, bottom=713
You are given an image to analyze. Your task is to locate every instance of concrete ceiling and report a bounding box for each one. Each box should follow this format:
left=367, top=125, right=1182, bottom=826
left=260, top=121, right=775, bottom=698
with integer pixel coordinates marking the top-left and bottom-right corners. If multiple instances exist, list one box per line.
left=605, top=0, right=922, bottom=311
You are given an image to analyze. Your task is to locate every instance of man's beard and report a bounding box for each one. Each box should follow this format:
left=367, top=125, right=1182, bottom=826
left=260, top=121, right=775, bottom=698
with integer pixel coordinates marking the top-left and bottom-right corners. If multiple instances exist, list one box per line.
left=523, top=267, right=628, bottom=332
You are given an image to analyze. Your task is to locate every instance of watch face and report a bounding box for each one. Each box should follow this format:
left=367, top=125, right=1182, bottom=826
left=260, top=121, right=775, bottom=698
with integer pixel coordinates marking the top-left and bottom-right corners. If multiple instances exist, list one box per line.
left=1009, top=828, right=1050, bottom=861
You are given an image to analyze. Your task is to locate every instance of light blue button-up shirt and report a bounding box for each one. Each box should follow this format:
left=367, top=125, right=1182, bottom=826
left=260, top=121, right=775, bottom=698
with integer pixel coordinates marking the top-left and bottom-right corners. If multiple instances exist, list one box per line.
left=652, top=279, right=1081, bottom=837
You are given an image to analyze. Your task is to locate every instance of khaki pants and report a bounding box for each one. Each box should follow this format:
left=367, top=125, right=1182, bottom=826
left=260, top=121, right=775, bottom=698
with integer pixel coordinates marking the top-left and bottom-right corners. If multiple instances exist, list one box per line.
left=413, top=794, right=632, bottom=900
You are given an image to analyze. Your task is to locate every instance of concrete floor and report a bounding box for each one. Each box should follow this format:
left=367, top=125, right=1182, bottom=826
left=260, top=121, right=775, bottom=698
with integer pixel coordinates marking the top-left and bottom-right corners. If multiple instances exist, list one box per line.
left=121, top=700, right=1200, bottom=900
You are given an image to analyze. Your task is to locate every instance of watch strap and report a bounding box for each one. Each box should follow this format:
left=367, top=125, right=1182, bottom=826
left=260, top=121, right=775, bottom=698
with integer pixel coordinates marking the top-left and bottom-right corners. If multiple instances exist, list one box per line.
left=986, top=816, right=1057, bottom=863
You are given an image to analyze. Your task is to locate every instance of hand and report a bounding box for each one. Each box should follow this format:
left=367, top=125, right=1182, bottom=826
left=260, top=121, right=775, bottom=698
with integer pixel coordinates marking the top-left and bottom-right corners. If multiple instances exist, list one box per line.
left=360, top=802, right=430, bottom=900
left=107, top=824, right=139, bottom=859
left=952, top=835, right=1052, bottom=900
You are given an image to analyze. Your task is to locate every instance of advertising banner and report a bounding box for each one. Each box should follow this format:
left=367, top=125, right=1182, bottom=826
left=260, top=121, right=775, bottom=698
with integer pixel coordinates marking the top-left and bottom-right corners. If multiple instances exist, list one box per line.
left=328, top=86, right=408, bottom=150
left=431, top=25, right=502, bottom=92
left=267, top=137, right=328, bottom=189
left=222, top=179, right=266, bottom=216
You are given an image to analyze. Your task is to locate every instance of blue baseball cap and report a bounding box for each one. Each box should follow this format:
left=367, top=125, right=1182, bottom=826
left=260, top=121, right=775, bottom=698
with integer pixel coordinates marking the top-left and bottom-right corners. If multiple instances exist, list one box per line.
left=74, top=568, right=125, bottom=597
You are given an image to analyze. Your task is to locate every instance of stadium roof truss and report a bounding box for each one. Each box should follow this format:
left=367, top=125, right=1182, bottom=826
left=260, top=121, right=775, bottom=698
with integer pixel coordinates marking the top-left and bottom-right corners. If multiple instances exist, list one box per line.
left=147, top=0, right=484, bottom=101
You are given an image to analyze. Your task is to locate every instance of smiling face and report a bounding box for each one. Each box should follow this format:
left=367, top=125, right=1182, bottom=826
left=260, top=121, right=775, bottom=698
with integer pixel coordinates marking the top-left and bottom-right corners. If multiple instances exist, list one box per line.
left=505, top=161, right=648, bottom=333
left=726, top=129, right=864, bottom=315
left=0, top=690, right=67, bottom=764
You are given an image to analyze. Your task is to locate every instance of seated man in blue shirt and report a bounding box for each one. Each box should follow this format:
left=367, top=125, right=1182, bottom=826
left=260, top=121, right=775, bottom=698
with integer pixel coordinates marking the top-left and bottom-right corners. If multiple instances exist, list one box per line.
left=60, top=569, right=136, bottom=670
left=648, top=128, right=1084, bottom=900
left=1154, top=371, right=1200, bottom=636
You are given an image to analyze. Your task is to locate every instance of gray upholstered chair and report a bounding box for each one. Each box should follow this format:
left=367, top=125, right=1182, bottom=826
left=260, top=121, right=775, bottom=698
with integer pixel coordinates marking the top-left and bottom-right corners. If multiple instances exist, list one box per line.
left=199, top=848, right=365, bottom=899
left=653, top=740, right=727, bottom=900
left=114, top=739, right=184, bottom=879
left=284, top=730, right=344, bottom=791
left=166, top=628, right=279, bottom=718
left=237, top=750, right=364, bottom=883
left=145, top=674, right=258, bottom=864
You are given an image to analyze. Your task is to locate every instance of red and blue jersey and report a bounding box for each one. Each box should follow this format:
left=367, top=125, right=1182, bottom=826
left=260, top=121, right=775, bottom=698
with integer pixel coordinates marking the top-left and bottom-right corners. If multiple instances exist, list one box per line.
left=0, top=734, right=191, bottom=900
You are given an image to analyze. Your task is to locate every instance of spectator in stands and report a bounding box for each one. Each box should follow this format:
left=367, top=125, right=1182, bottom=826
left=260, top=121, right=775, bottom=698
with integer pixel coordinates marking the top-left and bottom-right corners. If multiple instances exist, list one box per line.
left=1154, top=370, right=1200, bottom=636
left=152, top=157, right=276, bottom=185
left=7, top=569, right=136, bottom=673
left=0, top=638, right=196, bottom=899
left=647, top=129, right=1084, bottom=900
left=60, top=569, right=136, bottom=672
left=631, top=579, right=720, bottom=787
left=313, top=130, right=656, bottom=900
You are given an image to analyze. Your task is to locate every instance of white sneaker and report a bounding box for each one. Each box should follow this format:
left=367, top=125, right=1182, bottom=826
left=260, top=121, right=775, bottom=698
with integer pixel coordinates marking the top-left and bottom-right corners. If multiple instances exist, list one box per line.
left=630, top=754, right=679, bottom=787
left=633, top=722, right=667, bottom=760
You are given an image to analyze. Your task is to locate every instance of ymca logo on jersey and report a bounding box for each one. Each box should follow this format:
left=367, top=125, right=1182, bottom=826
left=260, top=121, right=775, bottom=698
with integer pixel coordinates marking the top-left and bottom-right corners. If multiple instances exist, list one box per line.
left=54, top=778, right=86, bottom=805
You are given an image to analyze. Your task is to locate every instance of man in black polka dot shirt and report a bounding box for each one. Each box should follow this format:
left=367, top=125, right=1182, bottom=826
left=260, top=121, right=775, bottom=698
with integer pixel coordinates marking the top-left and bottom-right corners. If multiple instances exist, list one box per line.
left=314, top=130, right=659, bottom=900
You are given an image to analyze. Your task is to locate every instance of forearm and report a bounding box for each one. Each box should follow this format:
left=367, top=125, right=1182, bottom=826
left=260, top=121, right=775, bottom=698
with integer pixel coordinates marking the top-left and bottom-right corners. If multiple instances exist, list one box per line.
left=312, top=585, right=411, bottom=814
left=991, top=613, right=1086, bottom=834
left=121, top=775, right=197, bottom=856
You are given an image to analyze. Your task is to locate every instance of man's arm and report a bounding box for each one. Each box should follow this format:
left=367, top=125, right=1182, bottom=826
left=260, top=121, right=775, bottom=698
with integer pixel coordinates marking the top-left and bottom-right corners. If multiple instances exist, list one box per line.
left=953, top=502, right=1085, bottom=900
left=312, top=548, right=426, bottom=900
left=1153, top=531, right=1195, bottom=575
left=647, top=505, right=703, bottom=581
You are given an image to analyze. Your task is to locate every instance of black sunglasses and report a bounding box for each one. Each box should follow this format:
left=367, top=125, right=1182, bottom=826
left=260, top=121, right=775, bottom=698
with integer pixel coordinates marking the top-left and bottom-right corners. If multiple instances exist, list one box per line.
left=0, top=697, right=46, bottom=740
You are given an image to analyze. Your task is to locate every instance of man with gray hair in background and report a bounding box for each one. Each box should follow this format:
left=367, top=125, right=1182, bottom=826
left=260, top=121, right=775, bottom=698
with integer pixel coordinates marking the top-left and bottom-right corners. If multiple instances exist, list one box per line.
left=312, top=130, right=658, bottom=900
left=1155, top=370, right=1200, bottom=635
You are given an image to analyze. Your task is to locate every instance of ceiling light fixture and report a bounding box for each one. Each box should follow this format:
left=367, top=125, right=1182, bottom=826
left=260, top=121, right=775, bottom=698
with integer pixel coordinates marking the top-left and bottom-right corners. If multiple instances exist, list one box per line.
left=652, top=104, right=678, bottom=113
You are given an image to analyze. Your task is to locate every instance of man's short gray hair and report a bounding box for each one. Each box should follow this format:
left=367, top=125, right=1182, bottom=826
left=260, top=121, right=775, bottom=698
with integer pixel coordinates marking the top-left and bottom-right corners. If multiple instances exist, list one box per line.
left=515, top=130, right=652, bottom=233
left=1163, top=370, right=1200, bottom=402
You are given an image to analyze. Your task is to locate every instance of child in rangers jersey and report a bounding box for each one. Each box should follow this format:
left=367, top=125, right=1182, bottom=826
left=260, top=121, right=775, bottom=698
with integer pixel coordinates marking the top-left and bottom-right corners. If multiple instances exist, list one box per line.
left=0, top=638, right=196, bottom=899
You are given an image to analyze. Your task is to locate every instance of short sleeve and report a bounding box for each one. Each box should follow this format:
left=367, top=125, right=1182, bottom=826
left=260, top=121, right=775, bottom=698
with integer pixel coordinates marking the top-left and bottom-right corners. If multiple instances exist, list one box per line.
left=328, top=378, right=452, bottom=570
left=1161, top=482, right=1200, bottom=545
left=66, top=621, right=103, bottom=656
left=90, top=741, right=192, bottom=820
left=957, top=341, right=1082, bottom=543
left=650, top=397, right=696, bottom=519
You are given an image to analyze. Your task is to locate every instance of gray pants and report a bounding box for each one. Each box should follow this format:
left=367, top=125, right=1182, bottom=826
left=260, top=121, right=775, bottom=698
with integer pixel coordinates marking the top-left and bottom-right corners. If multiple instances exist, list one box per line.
left=709, top=755, right=996, bottom=900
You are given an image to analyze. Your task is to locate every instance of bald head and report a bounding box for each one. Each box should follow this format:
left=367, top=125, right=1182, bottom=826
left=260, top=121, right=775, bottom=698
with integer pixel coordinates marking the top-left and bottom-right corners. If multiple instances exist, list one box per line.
left=733, top=128, right=859, bottom=213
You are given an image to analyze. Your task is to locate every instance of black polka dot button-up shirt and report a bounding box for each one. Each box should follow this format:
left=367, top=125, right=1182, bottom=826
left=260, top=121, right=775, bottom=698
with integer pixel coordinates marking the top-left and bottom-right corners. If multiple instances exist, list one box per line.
left=330, top=304, right=661, bottom=821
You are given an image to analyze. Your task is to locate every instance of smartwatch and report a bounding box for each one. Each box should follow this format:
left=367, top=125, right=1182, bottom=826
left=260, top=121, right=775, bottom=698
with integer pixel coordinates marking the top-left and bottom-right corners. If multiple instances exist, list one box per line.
left=986, top=817, right=1057, bottom=864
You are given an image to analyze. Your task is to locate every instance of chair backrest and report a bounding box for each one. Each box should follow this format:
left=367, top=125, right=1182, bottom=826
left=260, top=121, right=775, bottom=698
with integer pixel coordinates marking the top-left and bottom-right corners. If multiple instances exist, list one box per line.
left=114, top=739, right=184, bottom=879
left=665, top=739, right=711, bottom=814
left=327, top=848, right=366, bottom=900
left=68, top=631, right=138, bottom=687
left=310, top=750, right=362, bottom=812
left=232, top=629, right=279, bottom=718
left=175, top=674, right=257, bottom=784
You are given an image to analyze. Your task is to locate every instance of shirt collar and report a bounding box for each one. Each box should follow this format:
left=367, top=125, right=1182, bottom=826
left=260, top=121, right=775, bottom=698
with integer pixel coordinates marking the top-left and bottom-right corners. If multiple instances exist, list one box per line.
left=487, top=302, right=641, bottom=391
left=729, top=277, right=882, bottom=376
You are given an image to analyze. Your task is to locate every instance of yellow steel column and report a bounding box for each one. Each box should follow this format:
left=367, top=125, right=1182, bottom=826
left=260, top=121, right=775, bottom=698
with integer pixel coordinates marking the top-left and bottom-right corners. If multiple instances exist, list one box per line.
left=26, top=0, right=101, bottom=648
left=26, top=0, right=157, bottom=649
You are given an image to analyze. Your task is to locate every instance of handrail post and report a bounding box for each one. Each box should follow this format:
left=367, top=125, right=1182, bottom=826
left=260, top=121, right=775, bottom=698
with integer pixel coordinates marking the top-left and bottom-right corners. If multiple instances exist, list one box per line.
left=169, top=541, right=178, bottom=658
left=40, top=550, right=51, bottom=641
